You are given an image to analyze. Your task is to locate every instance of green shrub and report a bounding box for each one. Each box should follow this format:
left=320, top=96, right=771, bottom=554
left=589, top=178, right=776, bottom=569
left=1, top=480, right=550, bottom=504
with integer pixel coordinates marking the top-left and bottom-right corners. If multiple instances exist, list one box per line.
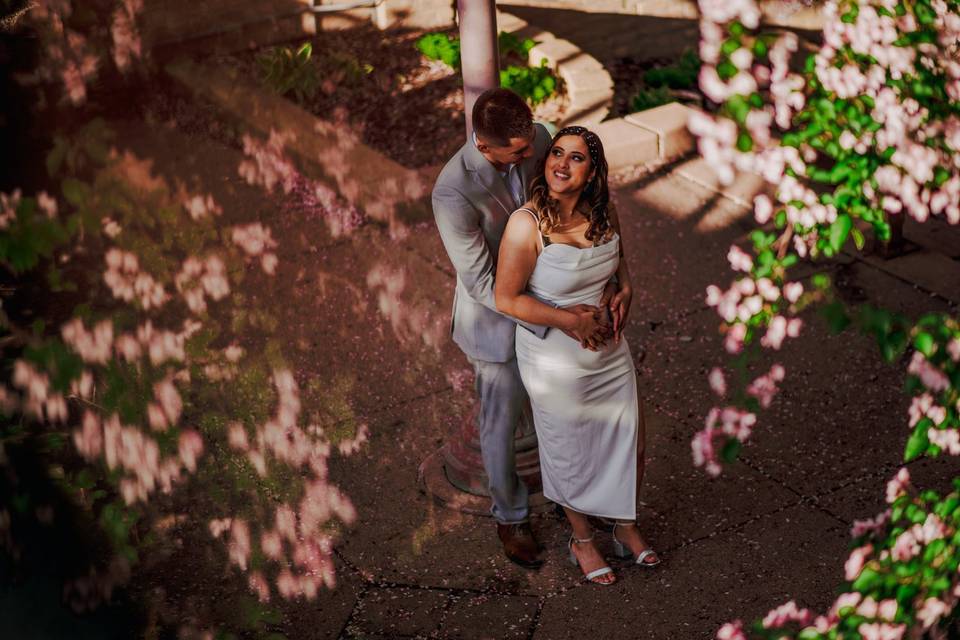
left=416, top=30, right=559, bottom=105
left=642, top=48, right=702, bottom=90
left=416, top=31, right=537, bottom=70
left=498, top=31, right=536, bottom=60
left=631, top=86, right=674, bottom=112
left=255, top=42, right=320, bottom=103
left=415, top=32, right=461, bottom=69
left=500, top=60, right=557, bottom=106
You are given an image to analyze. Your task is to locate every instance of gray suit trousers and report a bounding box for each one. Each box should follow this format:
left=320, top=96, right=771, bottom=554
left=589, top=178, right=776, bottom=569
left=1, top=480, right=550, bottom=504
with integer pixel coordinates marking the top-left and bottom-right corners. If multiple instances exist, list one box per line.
left=468, top=355, right=531, bottom=524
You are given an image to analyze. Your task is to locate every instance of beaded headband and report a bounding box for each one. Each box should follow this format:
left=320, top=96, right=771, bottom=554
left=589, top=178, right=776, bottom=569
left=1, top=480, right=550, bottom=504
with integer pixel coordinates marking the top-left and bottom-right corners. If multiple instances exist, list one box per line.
left=554, top=125, right=603, bottom=166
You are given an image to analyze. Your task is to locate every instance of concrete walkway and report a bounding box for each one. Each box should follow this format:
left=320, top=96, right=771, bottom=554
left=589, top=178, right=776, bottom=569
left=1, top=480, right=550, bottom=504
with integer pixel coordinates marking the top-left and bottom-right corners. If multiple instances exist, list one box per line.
left=96, top=4, right=960, bottom=637
left=102, top=99, right=960, bottom=637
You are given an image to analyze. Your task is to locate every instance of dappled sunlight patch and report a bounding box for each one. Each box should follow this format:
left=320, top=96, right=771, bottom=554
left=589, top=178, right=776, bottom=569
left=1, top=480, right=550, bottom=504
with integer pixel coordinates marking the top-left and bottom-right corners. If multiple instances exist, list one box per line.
left=0, top=109, right=369, bottom=633
left=366, top=262, right=448, bottom=351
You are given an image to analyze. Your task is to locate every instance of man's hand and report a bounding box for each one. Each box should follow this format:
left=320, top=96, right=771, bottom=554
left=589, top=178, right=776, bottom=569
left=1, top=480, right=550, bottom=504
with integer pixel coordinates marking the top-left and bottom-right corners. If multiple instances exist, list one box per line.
left=609, top=282, right=633, bottom=343
left=599, top=280, right=617, bottom=309
left=561, top=304, right=609, bottom=351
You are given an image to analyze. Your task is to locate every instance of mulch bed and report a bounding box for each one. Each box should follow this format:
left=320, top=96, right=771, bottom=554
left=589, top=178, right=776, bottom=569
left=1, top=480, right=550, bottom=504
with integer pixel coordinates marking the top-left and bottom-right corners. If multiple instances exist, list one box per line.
left=214, top=24, right=567, bottom=169
left=606, top=55, right=705, bottom=120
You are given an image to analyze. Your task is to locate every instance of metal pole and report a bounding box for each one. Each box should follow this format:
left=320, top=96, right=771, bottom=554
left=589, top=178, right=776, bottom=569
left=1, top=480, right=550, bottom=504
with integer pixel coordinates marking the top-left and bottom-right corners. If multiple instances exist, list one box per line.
left=458, top=0, right=500, bottom=140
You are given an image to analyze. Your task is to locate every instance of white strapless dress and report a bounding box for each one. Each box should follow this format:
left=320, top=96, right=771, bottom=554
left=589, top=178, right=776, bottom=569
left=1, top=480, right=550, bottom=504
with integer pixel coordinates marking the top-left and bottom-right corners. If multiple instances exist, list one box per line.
left=514, top=211, right=639, bottom=520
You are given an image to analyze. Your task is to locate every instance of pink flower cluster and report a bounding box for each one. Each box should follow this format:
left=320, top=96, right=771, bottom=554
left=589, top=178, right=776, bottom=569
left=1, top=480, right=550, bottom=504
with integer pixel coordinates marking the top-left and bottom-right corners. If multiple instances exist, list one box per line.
left=110, top=0, right=142, bottom=73
left=230, top=223, right=278, bottom=275
left=367, top=263, right=447, bottom=350
left=104, top=248, right=168, bottom=309
left=147, top=377, right=182, bottom=432
left=32, top=0, right=100, bottom=105
left=692, top=406, right=757, bottom=476
left=101, top=217, right=121, bottom=238
left=844, top=543, right=873, bottom=580
left=12, top=359, right=66, bottom=421
left=746, top=364, right=785, bottom=408
left=174, top=255, right=231, bottom=314
left=928, top=426, right=960, bottom=455
left=907, top=351, right=951, bottom=393
left=215, top=369, right=358, bottom=600
left=818, top=592, right=904, bottom=640
left=885, top=467, right=911, bottom=504
left=705, top=270, right=804, bottom=353
left=692, top=0, right=807, bottom=187
left=183, top=193, right=222, bottom=221
left=887, top=512, right=948, bottom=562
left=63, top=555, right=131, bottom=614
left=112, top=320, right=188, bottom=365
left=227, top=370, right=330, bottom=478
left=816, top=0, right=960, bottom=227
left=851, top=509, right=890, bottom=538
left=698, top=0, right=759, bottom=29
left=761, top=600, right=812, bottom=630
left=760, top=314, right=803, bottom=350
left=708, top=367, right=727, bottom=396
left=337, top=423, right=369, bottom=456
left=857, top=620, right=904, bottom=639
left=238, top=131, right=298, bottom=194
left=771, top=176, right=840, bottom=230
left=716, top=621, right=746, bottom=640
left=61, top=318, right=113, bottom=364
left=282, top=175, right=365, bottom=238
left=916, top=597, right=952, bottom=630
left=909, top=392, right=948, bottom=428
left=907, top=354, right=960, bottom=454
left=0, top=189, right=57, bottom=227
left=0, top=189, right=21, bottom=229
left=72, top=410, right=203, bottom=505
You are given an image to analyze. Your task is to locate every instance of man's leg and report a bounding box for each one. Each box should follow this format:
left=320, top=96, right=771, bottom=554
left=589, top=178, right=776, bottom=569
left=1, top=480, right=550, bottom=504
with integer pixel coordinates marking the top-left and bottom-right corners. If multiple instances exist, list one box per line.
left=469, top=356, right=542, bottom=568
left=469, top=356, right=529, bottom=523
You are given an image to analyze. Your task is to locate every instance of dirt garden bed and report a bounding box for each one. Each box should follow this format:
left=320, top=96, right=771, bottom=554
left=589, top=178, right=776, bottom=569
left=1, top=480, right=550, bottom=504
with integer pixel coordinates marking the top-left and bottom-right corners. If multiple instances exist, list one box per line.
left=206, top=24, right=568, bottom=169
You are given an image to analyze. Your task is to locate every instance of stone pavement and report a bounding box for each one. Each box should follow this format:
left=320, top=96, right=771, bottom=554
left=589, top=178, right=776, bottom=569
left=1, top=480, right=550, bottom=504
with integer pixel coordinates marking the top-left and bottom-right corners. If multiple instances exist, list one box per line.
left=94, top=4, right=960, bottom=638
left=101, top=96, right=960, bottom=637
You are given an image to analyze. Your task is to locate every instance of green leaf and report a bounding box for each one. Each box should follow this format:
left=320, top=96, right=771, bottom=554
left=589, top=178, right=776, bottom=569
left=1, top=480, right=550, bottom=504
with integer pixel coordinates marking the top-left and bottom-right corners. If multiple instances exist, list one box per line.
left=61, top=178, right=88, bottom=206
left=851, top=227, right=865, bottom=250
left=821, top=301, right=850, bottom=333
left=829, top=214, right=852, bottom=252
left=914, top=332, right=935, bottom=356
left=717, top=60, right=737, bottom=81
left=904, top=424, right=930, bottom=462
left=852, top=566, right=879, bottom=591
left=811, top=273, right=831, bottom=290
left=720, top=437, right=741, bottom=463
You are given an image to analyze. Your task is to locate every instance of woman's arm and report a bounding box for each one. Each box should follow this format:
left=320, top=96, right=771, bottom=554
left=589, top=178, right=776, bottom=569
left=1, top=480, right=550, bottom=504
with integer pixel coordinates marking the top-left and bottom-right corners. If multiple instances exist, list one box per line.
left=608, top=204, right=634, bottom=342
left=494, top=212, right=601, bottom=342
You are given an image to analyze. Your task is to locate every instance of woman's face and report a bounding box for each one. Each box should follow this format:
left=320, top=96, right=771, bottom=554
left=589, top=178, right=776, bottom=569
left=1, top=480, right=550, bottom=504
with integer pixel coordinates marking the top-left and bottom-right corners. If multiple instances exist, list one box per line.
left=544, top=135, right=593, bottom=196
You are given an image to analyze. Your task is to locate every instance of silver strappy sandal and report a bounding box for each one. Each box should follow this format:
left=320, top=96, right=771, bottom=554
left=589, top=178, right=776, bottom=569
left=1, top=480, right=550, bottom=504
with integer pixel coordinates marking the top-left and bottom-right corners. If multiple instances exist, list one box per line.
left=611, top=523, right=661, bottom=567
left=568, top=534, right=616, bottom=585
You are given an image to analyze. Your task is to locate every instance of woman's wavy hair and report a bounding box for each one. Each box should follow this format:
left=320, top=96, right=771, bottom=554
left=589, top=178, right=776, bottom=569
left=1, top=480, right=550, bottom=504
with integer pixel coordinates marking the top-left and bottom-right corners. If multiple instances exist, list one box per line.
left=529, top=126, right=613, bottom=245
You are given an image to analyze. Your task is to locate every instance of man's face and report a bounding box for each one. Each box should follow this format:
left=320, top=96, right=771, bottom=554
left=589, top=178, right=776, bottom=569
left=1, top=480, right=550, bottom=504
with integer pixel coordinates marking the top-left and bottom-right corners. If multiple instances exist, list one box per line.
left=476, top=127, right=536, bottom=168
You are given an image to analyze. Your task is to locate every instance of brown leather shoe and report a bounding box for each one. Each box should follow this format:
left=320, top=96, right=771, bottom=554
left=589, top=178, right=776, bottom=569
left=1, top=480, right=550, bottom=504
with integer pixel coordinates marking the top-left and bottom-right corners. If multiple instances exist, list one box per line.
left=497, top=522, right=544, bottom=569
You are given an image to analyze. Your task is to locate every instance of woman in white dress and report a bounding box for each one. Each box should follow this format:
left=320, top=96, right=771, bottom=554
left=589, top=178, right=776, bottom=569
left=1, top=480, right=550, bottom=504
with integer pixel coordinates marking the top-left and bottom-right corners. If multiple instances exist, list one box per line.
left=494, top=126, right=658, bottom=585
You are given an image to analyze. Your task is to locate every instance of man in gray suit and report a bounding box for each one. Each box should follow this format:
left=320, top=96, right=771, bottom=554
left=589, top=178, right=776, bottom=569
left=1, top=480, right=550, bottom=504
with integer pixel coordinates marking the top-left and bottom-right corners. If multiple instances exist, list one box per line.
left=432, top=89, right=607, bottom=568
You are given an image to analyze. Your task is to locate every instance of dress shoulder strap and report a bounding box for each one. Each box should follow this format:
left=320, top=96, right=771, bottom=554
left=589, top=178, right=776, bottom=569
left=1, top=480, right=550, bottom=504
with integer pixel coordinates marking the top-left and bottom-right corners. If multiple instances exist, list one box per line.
left=514, top=207, right=546, bottom=250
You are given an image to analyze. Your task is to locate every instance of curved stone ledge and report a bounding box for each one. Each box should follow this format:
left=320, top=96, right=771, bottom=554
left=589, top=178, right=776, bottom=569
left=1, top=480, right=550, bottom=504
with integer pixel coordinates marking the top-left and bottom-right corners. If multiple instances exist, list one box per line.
left=496, top=0, right=825, bottom=31
left=497, top=10, right=614, bottom=126
left=498, top=9, right=699, bottom=171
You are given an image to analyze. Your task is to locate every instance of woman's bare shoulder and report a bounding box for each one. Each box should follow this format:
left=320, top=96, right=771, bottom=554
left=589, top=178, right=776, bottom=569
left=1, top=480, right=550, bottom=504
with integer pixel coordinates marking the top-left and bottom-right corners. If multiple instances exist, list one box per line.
left=503, top=206, right=541, bottom=248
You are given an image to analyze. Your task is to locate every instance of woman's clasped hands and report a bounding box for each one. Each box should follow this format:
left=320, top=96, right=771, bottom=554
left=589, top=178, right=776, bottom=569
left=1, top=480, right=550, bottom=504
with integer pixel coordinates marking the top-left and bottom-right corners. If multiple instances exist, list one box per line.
left=561, top=303, right=613, bottom=351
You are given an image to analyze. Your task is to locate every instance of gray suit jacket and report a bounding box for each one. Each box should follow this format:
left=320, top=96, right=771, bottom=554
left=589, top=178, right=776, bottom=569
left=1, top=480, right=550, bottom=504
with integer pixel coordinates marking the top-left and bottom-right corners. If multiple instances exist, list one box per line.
left=432, top=123, right=553, bottom=363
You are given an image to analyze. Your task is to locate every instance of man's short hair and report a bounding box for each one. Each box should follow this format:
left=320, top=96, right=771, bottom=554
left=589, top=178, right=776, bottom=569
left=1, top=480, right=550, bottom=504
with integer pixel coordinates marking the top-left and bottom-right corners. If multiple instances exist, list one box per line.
left=472, top=88, right=533, bottom=147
